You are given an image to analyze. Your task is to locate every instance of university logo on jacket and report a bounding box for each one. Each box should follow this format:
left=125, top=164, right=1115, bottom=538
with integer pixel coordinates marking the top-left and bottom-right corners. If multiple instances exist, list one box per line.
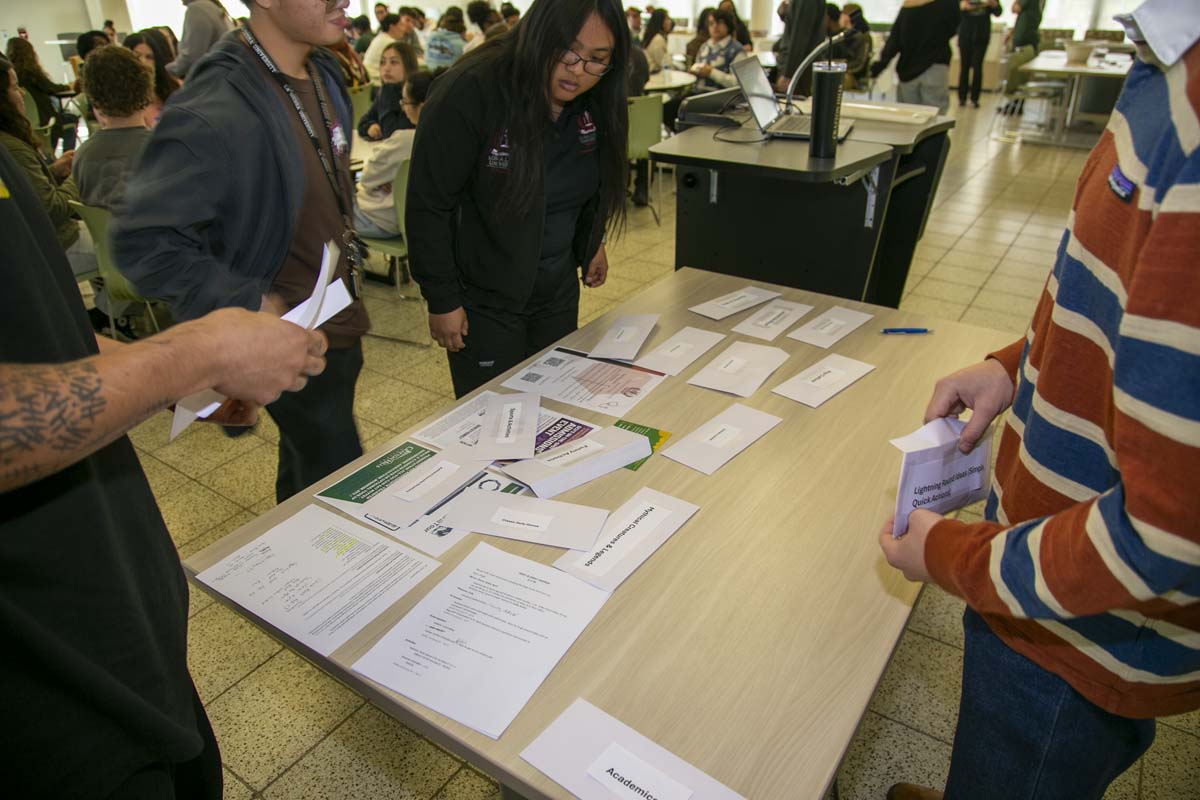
left=577, top=111, right=597, bottom=153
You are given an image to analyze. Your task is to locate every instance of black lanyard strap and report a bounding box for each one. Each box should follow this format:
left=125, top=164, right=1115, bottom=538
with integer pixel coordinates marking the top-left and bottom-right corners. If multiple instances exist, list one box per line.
left=240, top=26, right=351, bottom=225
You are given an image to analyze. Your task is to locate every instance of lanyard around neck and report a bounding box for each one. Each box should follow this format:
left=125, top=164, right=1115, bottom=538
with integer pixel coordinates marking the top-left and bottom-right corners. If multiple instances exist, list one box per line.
left=240, top=26, right=352, bottom=226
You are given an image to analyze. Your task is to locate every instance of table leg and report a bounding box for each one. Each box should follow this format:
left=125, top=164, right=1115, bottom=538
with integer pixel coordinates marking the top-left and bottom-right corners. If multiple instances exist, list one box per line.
left=1064, top=74, right=1081, bottom=130
left=500, top=784, right=531, bottom=800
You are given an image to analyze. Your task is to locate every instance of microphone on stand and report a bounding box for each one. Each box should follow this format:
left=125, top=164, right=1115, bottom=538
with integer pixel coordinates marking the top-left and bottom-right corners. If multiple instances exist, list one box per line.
left=783, top=28, right=857, bottom=114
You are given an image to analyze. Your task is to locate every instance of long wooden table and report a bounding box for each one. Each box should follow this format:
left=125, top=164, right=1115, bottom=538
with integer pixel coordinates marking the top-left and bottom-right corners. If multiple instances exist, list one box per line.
left=183, top=267, right=1013, bottom=799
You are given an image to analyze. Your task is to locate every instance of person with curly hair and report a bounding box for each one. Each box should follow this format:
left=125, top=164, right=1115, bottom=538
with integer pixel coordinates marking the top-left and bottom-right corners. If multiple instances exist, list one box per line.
left=73, top=45, right=151, bottom=210
left=5, top=37, right=77, bottom=150
left=123, top=29, right=182, bottom=126
left=0, top=55, right=79, bottom=252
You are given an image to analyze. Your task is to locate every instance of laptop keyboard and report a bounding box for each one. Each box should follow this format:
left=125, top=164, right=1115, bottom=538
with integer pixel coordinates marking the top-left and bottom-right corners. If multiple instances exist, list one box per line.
left=771, top=115, right=812, bottom=134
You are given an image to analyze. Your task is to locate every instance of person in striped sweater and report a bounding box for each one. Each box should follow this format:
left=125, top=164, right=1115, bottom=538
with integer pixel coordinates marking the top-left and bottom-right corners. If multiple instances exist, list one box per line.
left=879, top=1, right=1200, bottom=797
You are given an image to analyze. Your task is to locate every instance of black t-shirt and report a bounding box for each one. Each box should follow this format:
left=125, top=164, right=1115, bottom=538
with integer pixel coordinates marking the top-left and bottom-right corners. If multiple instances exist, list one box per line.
left=538, top=102, right=601, bottom=277
left=0, top=147, right=201, bottom=797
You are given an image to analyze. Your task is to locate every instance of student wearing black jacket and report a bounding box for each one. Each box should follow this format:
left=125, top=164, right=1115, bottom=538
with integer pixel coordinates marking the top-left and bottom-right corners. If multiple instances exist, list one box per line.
left=408, top=0, right=630, bottom=397
left=113, top=0, right=370, bottom=503
left=957, top=0, right=1001, bottom=107
left=870, top=0, right=960, bottom=113
left=357, top=40, right=418, bottom=139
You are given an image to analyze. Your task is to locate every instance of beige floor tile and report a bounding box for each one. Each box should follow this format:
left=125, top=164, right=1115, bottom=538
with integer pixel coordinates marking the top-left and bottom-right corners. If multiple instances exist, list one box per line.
left=1004, top=243, right=1057, bottom=266
left=138, top=451, right=191, bottom=498
left=354, top=373, right=446, bottom=431
left=617, top=259, right=674, bottom=286
left=1023, top=222, right=1067, bottom=239
left=959, top=227, right=1018, bottom=247
left=262, top=704, right=461, bottom=800
left=834, top=711, right=952, bottom=800
left=913, top=244, right=949, bottom=263
left=397, top=351, right=456, bottom=398
left=207, top=651, right=363, bottom=790
left=224, top=767, right=255, bottom=800
left=434, top=767, right=500, bottom=800
left=898, top=295, right=967, bottom=323
left=911, top=278, right=980, bottom=306
left=250, top=496, right=277, bottom=515
left=362, top=428, right=402, bottom=453
left=188, top=602, right=281, bottom=704
left=1105, top=760, right=1142, bottom=800
left=360, top=335, right=437, bottom=383
left=868, top=630, right=963, bottom=743
left=934, top=249, right=999, bottom=272
left=984, top=273, right=1047, bottom=300
left=127, top=410, right=177, bottom=453
left=252, top=412, right=281, bottom=445
left=959, top=307, right=1030, bottom=336
left=907, top=258, right=936, bottom=278
left=906, top=584, right=966, bottom=650
left=994, top=257, right=1052, bottom=283
left=948, top=237, right=1010, bottom=258
left=1142, top=724, right=1200, bottom=800
left=154, top=423, right=267, bottom=479
left=158, top=481, right=243, bottom=548
left=918, top=231, right=960, bottom=249
left=925, top=263, right=989, bottom=288
left=1162, top=708, right=1200, bottom=738
left=970, top=288, right=1040, bottom=319
left=196, top=442, right=276, bottom=509
left=1011, top=236, right=1062, bottom=257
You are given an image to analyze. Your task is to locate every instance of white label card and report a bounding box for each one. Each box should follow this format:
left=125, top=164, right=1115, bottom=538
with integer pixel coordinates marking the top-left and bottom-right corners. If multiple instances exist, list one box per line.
left=731, top=299, right=815, bottom=342
left=772, top=354, right=875, bottom=409
left=587, top=743, right=694, bottom=800
left=614, top=327, right=635, bottom=342
left=704, top=424, right=741, bottom=448
left=666, top=342, right=693, bottom=358
left=393, top=459, right=462, bottom=502
left=688, top=286, right=781, bottom=320
left=718, top=356, right=745, bottom=374
left=497, top=403, right=523, bottom=444
left=491, top=507, right=553, bottom=533
left=787, top=306, right=874, bottom=349
left=540, top=438, right=606, bottom=467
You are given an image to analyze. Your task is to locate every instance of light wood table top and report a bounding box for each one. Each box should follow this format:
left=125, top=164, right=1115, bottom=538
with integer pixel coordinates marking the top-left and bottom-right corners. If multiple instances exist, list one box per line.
left=645, top=68, right=698, bottom=92
left=1020, top=50, right=1133, bottom=79
left=183, top=267, right=1014, bottom=799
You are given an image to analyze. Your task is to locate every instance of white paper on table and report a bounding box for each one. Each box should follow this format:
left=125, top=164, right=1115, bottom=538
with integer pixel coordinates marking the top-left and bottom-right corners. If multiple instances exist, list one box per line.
left=889, top=417, right=992, bottom=537
left=195, top=505, right=437, bottom=657
left=170, top=242, right=350, bottom=440
left=412, top=390, right=597, bottom=462
left=554, top=488, right=698, bottom=593
left=499, top=425, right=652, bottom=499
left=686, top=342, right=790, bottom=398
left=400, top=469, right=530, bottom=558
left=437, top=487, right=608, bottom=550
left=662, top=402, right=782, bottom=475
left=633, top=327, right=726, bottom=376
left=590, top=314, right=660, bottom=361
left=786, top=305, right=873, bottom=349
left=469, top=392, right=540, bottom=461
left=688, top=286, right=781, bottom=320
left=521, top=699, right=746, bottom=800
left=730, top=299, right=814, bottom=341
left=772, top=354, right=875, bottom=408
left=501, top=347, right=666, bottom=418
left=352, top=543, right=609, bottom=739
left=315, top=441, right=481, bottom=536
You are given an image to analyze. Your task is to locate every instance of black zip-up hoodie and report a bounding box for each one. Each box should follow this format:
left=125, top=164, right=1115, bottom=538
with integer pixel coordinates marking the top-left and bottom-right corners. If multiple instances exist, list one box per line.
left=406, top=52, right=606, bottom=315
left=111, top=30, right=351, bottom=322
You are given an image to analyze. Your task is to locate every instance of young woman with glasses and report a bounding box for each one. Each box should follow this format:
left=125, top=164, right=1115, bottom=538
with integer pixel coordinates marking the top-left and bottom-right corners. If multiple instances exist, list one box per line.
left=407, top=0, right=630, bottom=397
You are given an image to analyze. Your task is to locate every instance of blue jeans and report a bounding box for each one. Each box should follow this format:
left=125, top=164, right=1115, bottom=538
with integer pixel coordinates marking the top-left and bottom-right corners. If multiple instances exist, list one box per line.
left=353, top=206, right=400, bottom=240
left=944, top=608, right=1155, bottom=800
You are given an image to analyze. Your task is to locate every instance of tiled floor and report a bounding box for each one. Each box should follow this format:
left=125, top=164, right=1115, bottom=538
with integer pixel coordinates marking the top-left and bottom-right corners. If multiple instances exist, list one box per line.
left=125, top=93, right=1200, bottom=799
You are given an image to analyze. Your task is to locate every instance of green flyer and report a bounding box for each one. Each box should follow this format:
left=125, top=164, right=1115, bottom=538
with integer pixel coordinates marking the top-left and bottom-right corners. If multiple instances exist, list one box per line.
left=614, top=420, right=672, bottom=471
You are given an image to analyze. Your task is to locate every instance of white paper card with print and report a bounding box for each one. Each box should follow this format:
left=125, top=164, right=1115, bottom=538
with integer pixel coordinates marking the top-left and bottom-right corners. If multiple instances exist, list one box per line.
left=633, top=327, right=726, bottom=376
left=521, top=699, right=746, bottom=800
left=401, top=469, right=530, bottom=558
left=686, top=342, right=790, bottom=397
left=662, top=402, right=782, bottom=475
left=786, top=305, right=874, bottom=348
left=437, top=487, right=608, bottom=550
left=554, top=488, right=699, bottom=592
left=590, top=314, right=660, bottom=361
left=772, top=354, right=875, bottom=408
left=500, top=425, right=651, bottom=499
left=730, top=299, right=814, bottom=341
left=353, top=543, right=608, bottom=739
left=501, top=348, right=665, bottom=417
left=473, top=392, right=540, bottom=460
left=196, top=504, right=437, bottom=657
left=889, top=416, right=992, bottom=537
left=688, top=285, right=781, bottom=320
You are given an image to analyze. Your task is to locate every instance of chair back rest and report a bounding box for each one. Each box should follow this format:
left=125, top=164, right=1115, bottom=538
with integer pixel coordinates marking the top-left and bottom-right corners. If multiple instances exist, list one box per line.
left=68, top=201, right=146, bottom=303
left=392, top=158, right=412, bottom=239
left=1002, top=45, right=1037, bottom=95
left=1039, top=28, right=1075, bottom=51
left=627, top=94, right=663, bottom=161
left=349, top=85, right=373, bottom=125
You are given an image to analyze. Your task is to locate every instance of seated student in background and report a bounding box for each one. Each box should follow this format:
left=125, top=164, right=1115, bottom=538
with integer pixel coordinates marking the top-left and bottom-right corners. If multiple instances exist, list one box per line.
left=839, top=3, right=872, bottom=90
left=717, top=0, right=753, bottom=50
left=359, top=42, right=419, bottom=140
left=363, top=13, right=404, bottom=81
left=352, top=15, right=375, bottom=54
left=397, top=7, right=427, bottom=56
left=689, top=9, right=747, bottom=88
left=425, top=14, right=468, bottom=69
left=123, top=30, right=181, bottom=127
left=6, top=37, right=77, bottom=152
left=642, top=8, right=673, bottom=72
left=354, top=69, right=433, bottom=239
left=71, top=44, right=152, bottom=338
left=502, top=2, right=521, bottom=26
left=463, top=3, right=502, bottom=53
left=685, top=7, right=715, bottom=68
left=0, top=55, right=80, bottom=259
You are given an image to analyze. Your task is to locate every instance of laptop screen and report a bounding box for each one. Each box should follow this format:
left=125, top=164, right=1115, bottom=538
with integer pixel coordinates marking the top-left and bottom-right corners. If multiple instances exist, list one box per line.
left=732, top=56, right=781, bottom=132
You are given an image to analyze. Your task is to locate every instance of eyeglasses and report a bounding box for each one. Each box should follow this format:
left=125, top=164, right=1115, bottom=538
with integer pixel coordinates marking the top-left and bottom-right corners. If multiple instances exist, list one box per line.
left=560, top=49, right=611, bottom=76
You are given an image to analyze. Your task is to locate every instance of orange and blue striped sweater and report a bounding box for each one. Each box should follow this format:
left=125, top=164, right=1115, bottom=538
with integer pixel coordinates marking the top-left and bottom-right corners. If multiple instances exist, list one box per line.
left=925, top=37, right=1200, bottom=718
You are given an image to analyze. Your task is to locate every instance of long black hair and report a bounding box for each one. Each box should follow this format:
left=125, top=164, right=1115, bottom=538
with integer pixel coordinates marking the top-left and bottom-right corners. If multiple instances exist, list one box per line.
left=0, top=55, right=39, bottom=149
left=459, top=0, right=629, bottom=232
left=642, top=8, right=671, bottom=49
left=123, top=29, right=179, bottom=104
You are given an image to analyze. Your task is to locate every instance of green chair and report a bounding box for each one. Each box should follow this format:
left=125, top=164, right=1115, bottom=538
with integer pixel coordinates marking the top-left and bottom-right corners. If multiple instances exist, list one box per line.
left=22, top=91, right=54, bottom=152
left=69, top=201, right=162, bottom=340
left=627, top=93, right=665, bottom=225
left=357, top=159, right=428, bottom=347
left=348, top=85, right=373, bottom=127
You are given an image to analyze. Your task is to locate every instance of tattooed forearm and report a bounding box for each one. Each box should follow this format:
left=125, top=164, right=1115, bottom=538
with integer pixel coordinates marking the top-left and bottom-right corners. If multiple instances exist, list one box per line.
left=0, top=362, right=108, bottom=463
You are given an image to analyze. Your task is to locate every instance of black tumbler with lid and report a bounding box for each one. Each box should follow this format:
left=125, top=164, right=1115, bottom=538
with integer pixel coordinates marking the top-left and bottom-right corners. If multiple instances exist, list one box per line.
left=810, top=60, right=847, bottom=159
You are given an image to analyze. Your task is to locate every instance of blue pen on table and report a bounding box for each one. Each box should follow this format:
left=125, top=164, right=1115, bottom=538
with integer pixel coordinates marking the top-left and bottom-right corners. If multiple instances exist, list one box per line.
left=880, top=327, right=932, bottom=335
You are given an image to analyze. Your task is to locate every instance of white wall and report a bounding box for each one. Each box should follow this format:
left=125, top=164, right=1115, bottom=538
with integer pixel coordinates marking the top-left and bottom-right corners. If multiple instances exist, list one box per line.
left=0, top=0, right=94, bottom=83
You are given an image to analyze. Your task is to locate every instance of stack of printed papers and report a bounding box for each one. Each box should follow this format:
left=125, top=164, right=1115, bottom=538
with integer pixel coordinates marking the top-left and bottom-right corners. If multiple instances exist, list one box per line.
left=500, top=426, right=652, bottom=498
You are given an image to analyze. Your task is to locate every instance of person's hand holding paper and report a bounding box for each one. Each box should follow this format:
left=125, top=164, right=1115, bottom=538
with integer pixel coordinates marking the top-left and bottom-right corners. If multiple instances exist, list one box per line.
left=877, top=510, right=938, bottom=583
left=924, top=358, right=1015, bottom=453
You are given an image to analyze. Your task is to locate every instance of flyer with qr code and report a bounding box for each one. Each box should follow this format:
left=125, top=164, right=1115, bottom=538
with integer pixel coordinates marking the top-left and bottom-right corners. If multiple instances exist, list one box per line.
left=500, top=348, right=667, bottom=417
